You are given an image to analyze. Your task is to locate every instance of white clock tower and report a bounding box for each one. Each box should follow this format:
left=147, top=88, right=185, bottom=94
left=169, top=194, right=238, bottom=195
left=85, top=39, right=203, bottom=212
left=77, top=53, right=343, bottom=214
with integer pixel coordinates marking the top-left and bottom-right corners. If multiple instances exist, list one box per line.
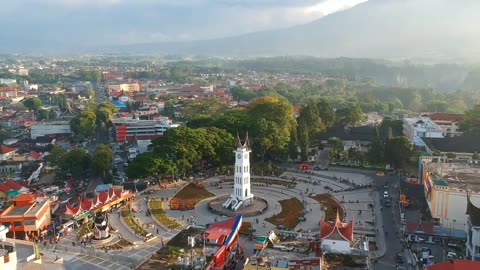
left=223, top=133, right=254, bottom=211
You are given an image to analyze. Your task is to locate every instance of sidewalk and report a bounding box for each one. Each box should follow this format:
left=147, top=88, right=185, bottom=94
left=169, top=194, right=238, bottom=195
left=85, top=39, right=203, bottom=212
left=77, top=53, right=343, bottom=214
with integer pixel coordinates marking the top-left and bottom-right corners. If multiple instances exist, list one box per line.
left=370, top=191, right=386, bottom=259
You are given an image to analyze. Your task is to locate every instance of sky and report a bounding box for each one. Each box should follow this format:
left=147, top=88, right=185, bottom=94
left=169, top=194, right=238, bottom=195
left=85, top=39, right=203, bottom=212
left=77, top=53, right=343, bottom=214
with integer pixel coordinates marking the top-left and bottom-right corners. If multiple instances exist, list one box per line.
left=0, top=0, right=367, bottom=50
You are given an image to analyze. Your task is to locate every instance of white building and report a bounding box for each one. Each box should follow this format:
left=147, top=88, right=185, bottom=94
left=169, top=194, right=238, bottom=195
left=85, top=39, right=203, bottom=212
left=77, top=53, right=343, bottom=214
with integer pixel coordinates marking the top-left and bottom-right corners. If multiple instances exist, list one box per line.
left=403, top=116, right=444, bottom=146
left=111, top=116, right=179, bottom=143
left=420, top=157, right=480, bottom=232
left=0, top=79, right=17, bottom=86
left=30, top=121, right=72, bottom=139
left=223, top=134, right=254, bottom=211
left=429, top=113, right=464, bottom=137
left=466, top=197, right=480, bottom=261
left=0, top=225, right=18, bottom=270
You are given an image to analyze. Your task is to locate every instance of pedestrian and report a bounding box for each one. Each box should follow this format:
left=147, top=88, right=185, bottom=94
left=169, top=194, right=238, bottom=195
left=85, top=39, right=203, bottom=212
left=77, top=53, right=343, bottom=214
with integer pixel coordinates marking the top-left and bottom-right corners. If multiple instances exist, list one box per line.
left=157, top=228, right=159, bottom=234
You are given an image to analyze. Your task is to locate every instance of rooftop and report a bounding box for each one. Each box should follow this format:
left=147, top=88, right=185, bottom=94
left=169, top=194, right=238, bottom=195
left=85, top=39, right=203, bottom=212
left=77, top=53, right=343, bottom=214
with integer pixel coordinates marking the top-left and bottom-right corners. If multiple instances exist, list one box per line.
left=426, top=259, right=480, bottom=270
left=6, top=205, right=31, bottom=216
left=424, top=161, right=480, bottom=192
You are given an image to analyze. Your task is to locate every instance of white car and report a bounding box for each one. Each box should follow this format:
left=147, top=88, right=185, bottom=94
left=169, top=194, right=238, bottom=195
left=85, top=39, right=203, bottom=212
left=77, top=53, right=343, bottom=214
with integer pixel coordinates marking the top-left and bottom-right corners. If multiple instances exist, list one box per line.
left=383, top=191, right=389, bottom=198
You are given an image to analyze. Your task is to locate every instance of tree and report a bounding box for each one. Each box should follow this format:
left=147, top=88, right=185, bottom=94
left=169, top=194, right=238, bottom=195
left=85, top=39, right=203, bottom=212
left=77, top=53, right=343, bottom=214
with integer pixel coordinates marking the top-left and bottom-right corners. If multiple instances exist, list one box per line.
left=446, top=152, right=457, bottom=159
left=472, top=152, right=480, bottom=160
left=316, top=100, right=336, bottom=128
left=460, top=104, right=480, bottom=135
left=92, top=144, right=113, bottom=178
left=247, top=96, right=296, bottom=160
left=86, top=87, right=95, bottom=99
left=288, top=125, right=299, bottom=160
left=23, top=97, right=42, bottom=112
left=385, top=136, right=412, bottom=168
left=61, top=149, right=91, bottom=181
left=335, top=102, right=365, bottom=126
left=37, top=109, right=55, bottom=121
left=327, top=137, right=344, bottom=159
left=79, top=70, right=102, bottom=83
left=297, top=104, right=325, bottom=160
left=70, top=110, right=97, bottom=139
left=46, top=146, right=67, bottom=167
left=230, top=86, right=258, bottom=101
left=180, top=98, right=227, bottom=121
left=367, top=126, right=384, bottom=164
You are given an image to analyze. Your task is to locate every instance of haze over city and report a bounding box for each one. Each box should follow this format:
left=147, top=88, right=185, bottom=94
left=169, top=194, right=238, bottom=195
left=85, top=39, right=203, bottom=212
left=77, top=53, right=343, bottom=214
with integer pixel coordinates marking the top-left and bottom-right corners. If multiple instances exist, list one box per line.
left=1, top=1, right=480, bottom=270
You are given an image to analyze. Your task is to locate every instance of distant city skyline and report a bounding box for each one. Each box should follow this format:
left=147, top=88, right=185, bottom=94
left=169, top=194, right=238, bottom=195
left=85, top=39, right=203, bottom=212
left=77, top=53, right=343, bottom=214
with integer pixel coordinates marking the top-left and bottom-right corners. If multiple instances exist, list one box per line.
left=0, top=0, right=366, bottom=50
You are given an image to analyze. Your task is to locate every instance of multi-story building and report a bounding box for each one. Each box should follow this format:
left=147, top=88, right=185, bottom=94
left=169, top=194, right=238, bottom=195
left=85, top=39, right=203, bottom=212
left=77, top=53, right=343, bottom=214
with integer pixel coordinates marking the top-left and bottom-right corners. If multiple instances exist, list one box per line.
left=30, top=121, right=72, bottom=139
left=429, top=113, right=464, bottom=137
left=403, top=116, right=444, bottom=146
left=466, top=196, right=480, bottom=261
left=0, top=79, right=17, bottom=86
left=111, top=116, right=179, bottom=143
left=106, top=83, right=140, bottom=93
left=0, top=196, right=51, bottom=239
left=420, top=156, right=480, bottom=233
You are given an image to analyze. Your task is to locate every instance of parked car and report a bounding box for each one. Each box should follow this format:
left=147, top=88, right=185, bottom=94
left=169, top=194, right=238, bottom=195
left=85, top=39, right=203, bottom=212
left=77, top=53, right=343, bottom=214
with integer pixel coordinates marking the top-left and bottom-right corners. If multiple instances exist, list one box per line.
left=385, top=200, right=391, bottom=207
left=376, top=171, right=385, bottom=176
left=396, top=253, right=404, bottom=264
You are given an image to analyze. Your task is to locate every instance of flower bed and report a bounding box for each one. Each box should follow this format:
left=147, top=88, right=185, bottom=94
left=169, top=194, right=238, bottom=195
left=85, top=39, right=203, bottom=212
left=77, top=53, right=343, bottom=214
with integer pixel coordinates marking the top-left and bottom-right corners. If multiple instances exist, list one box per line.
left=121, top=207, right=148, bottom=237
left=170, top=183, right=214, bottom=210
left=149, top=199, right=182, bottom=229
left=265, top=197, right=304, bottom=229
left=309, top=193, right=344, bottom=221
left=76, top=221, right=93, bottom=240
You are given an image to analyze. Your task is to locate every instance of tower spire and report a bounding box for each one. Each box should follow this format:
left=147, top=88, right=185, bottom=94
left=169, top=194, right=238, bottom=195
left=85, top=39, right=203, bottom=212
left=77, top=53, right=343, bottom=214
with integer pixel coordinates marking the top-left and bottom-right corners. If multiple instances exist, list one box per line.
left=243, top=131, right=250, bottom=149
left=236, top=131, right=242, bottom=148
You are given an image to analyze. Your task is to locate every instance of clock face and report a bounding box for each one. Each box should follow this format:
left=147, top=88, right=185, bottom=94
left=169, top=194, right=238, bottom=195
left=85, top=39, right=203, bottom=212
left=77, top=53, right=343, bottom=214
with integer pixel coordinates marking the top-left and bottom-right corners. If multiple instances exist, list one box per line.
left=237, top=154, right=241, bottom=159
left=244, top=154, right=248, bottom=159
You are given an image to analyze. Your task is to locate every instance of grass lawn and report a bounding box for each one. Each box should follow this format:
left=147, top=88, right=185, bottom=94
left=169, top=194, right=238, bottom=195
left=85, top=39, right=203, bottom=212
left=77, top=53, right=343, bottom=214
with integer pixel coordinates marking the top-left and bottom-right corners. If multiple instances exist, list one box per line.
left=310, top=193, right=344, bottom=221
left=149, top=199, right=182, bottom=229
left=265, top=197, right=304, bottom=229
left=121, top=207, right=148, bottom=237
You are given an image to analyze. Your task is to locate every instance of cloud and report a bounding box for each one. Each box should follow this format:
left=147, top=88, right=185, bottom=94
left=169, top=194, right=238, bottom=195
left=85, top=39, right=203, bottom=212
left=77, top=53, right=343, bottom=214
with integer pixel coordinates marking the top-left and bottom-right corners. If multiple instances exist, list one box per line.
left=0, top=0, right=368, bottom=49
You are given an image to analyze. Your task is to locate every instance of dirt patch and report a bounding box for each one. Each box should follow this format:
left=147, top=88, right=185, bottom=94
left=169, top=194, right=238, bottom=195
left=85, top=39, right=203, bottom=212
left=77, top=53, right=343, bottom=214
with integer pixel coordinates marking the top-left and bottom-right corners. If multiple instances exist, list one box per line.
left=170, top=183, right=214, bottom=210
left=310, top=194, right=344, bottom=222
left=265, top=197, right=304, bottom=229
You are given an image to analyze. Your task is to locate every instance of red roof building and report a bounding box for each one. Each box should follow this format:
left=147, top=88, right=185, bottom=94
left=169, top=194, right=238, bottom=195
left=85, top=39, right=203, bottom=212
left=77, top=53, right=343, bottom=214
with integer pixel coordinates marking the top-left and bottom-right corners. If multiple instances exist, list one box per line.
left=430, top=113, right=464, bottom=122
left=65, top=186, right=132, bottom=218
left=426, top=259, right=480, bottom=270
left=319, top=212, right=354, bottom=254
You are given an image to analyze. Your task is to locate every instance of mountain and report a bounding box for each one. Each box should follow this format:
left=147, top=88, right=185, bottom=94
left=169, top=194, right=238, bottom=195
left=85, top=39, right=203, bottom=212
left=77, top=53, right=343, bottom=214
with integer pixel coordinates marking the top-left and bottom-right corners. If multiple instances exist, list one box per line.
left=121, top=0, right=480, bottom=60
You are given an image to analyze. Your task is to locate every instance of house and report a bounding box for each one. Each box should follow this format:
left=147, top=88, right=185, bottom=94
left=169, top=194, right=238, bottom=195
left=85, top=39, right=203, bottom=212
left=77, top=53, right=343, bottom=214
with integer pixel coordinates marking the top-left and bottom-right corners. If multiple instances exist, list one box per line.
left=0, top=161, right=22, bottom=174
left=317, top=126, right=402, bottom=152
left=28, top=151, right=42, bottom=161
left=429, top=113, right=464, bottom=137
left=319, top=212, right=354, bottom=254
left=405, top=221, right=435, bottom=243
left=5, top=180, right=29, bottom=194
left=403, top=116, right=444, bottom=146
left=34, top=136, right=56, bottom=147
left=465, top=196, right=480, bottom=261
left=425, top=259, right=480, bottom=269
left=0, top=145, right=16, bottom=161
